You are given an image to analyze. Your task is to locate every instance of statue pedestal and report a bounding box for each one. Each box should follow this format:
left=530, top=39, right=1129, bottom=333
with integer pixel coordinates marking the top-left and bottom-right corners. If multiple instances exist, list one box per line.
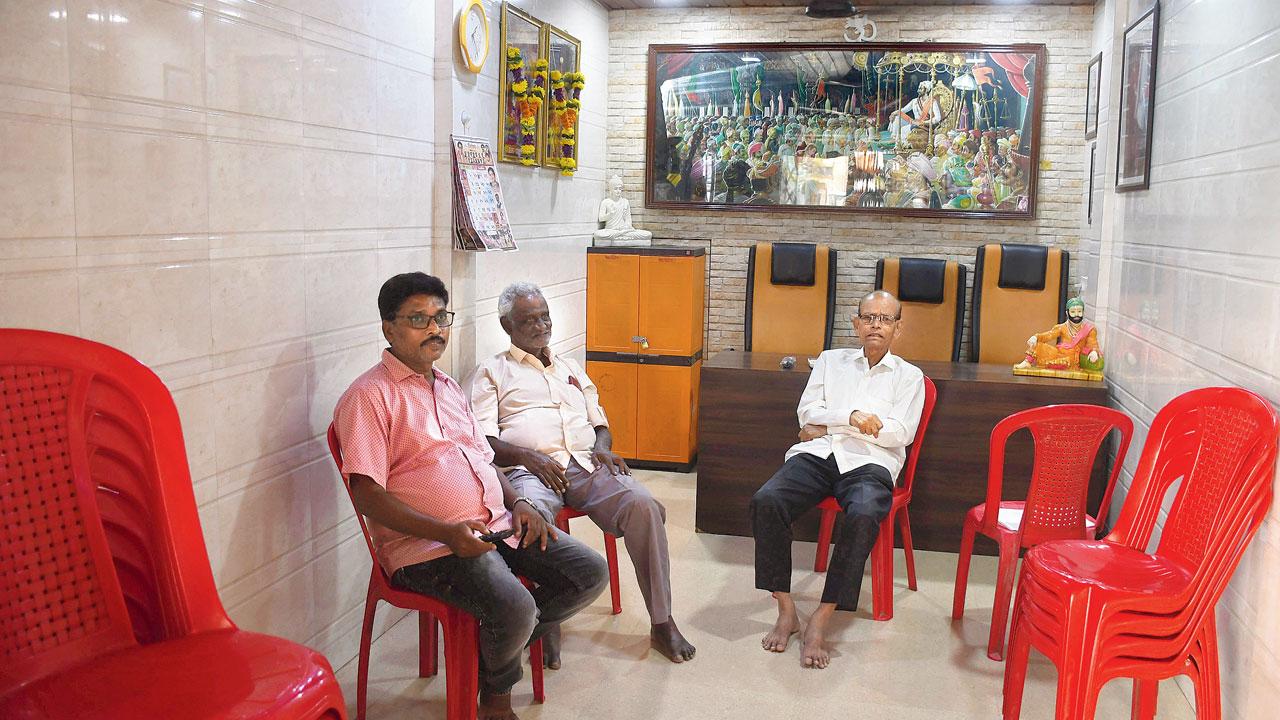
left=1011, top=365, right=1104, bottom=383
left=592, top=234, right=652, bottom=248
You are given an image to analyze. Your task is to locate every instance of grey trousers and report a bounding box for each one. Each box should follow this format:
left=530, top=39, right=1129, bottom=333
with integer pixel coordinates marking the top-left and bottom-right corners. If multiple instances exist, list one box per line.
left=507, top=459, right=673, bottom=624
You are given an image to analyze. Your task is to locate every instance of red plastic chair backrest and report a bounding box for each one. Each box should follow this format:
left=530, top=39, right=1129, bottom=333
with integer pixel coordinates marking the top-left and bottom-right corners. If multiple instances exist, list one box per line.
left=897, top=376, right=937, bottom=497
left=1107, top=387, right=1278, bottom=573
left=985, top=404, right=1134, bottom=546
left=326, top=423, right=392, bottom=590
left=0, top=330, right=230, bottom=697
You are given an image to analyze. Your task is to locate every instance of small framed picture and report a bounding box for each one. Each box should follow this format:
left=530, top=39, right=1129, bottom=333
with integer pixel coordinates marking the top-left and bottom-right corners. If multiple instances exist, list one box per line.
left=1084, top=52, right=1102, bottom=140
left=498, top=3, right=545, bottom=166
left=542, top=24, right=582, bottom=172
left=1086, top=142, right=1096, bottom=225
left=1116, top=3, right=1160, bottom=192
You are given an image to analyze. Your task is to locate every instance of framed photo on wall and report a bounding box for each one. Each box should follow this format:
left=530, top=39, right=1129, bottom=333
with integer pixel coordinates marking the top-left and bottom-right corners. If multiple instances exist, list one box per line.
left=1085, top=52, right=1102, bottom=140
left=498, top=3, right=544, bottom=165
left=543, top=25, right=582, bottom=172
left=1087, top=141, right=1096, bottom=225
left=646, top=42, right=1047, bottom=219
left=1116, top=3, right=1160, bottom=192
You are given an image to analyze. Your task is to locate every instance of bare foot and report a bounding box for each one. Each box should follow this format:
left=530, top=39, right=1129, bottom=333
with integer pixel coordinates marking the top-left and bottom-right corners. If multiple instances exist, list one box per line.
left=761, top=591, right=800, bottom=653
left=478, top=692, right=519, bottom=720
left=651, top=618, right=696, bottom=663
left=801, top=604, right=834, bottom=669
left=541, top=625, right=562, bottom=670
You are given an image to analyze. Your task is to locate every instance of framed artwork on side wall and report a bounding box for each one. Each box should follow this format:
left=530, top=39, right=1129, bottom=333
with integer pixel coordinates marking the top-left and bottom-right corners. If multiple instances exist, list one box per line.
left=499, top=3, right=545, bottom=166
left=646, top=42, right=1047, bottom=219
left=1085, top=52, right=1101, bottom=140
left=543, top=25, right=583, bottom=174
left=1116, top=3, right=1160, bottom=192
left=1087, top=141, right=1096, bottom=225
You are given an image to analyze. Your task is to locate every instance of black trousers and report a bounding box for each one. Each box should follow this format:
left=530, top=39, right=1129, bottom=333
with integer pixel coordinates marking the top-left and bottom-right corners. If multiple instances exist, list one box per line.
left=750, top=453, right=894, bottom=611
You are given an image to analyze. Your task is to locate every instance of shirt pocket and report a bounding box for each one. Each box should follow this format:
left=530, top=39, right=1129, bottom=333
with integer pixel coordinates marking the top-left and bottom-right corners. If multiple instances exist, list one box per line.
left=558, top=376, right=589, bottom=414
left=861, top=372, right=898, bottom=416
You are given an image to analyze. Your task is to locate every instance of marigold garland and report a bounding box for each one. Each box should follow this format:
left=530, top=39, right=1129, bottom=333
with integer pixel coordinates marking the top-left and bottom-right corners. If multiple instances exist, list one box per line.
left=551, top=71, right=585, bottom=175
left=506, top=47, right=545, bottom=165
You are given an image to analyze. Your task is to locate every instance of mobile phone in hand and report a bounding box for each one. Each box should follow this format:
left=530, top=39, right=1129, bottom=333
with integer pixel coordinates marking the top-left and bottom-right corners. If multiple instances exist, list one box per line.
left=478, top=528, right=516, bottom=544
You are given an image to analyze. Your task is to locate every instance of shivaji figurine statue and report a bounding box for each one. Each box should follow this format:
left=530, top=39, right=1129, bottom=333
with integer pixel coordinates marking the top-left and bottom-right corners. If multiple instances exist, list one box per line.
left=1012, top=297, right=1105, bottom=381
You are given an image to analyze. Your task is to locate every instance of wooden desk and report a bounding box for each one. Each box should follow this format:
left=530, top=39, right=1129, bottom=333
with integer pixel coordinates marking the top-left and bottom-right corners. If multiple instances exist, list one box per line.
left=696, top=351, right=1112, bottom=554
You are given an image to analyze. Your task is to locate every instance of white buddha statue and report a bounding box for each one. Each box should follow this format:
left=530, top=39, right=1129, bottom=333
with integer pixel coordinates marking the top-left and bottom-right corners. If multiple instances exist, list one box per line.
left=594, top=175, right=652, bottom=246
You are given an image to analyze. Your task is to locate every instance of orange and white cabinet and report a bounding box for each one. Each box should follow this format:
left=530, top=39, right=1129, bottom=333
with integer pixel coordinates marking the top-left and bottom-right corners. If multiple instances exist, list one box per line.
left=585, top=247, right=704, bottom=469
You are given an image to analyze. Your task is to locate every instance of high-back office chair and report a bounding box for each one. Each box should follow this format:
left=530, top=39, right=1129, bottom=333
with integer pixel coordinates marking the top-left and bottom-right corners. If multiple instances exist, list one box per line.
left=875, top=257, right=967, bottom=362
left=0, top=329, right=346, bottom=719
left=744, top=242, right=837, bottom=355
left=970, top=243, right=1069, bottom=364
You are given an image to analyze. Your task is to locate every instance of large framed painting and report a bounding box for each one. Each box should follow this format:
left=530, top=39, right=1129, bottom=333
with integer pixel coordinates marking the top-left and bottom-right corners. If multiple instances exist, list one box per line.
left=543, top=24, right=582, bottom=172
left=498, top=3, right=544, bottom=165
left=646, top=42, right=1047, bottom=219
left=1116, top=3, right=1160, bottom=192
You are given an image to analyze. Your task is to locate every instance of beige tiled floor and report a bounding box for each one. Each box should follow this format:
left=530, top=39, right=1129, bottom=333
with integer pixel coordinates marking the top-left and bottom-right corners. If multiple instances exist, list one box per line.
left=335, top=470, right=1195, bottom=719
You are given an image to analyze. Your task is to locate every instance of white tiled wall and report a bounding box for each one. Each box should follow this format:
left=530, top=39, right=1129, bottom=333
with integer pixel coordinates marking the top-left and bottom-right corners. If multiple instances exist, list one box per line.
left=0, top=0, right=435, bottom=669
left=439, top=0, right=610, bottom=379
left=0, top=0, right=612, bottom=673
left=1092, top=0, right=1280, bottom=716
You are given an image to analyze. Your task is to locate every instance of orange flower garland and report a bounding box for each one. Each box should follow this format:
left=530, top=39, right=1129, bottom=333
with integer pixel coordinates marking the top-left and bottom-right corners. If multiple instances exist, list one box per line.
left=550, top=71, right=585, bottom=175
left=506, top=47, right=547, bottom=165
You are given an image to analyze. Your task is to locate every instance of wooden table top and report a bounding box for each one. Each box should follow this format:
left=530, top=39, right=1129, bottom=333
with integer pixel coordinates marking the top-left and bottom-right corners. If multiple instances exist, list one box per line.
left=704, top=350, right=1107, bottom=390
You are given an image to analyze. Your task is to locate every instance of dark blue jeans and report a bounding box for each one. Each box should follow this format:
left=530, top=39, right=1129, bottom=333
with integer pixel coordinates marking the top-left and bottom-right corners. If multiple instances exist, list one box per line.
left=392, top=534, right=608, bottom=695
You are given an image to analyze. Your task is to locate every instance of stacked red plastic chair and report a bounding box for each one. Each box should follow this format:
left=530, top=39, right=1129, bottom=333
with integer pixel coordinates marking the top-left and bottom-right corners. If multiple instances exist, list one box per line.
left=1001, top=387, right=1278, bottom=720
left=326, top=424, right=544, bottom=720
left=0, top=329, right=347, bottom=719
left=952, top=404, right=1134, bottom=660
left=554, top=507, right=622, bottom=615
left=812, top=376, right=937, bottom=621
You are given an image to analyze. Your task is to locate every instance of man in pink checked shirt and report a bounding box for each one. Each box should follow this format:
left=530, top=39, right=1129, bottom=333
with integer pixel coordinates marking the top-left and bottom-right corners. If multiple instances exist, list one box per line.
left=333, top=272, right=607, bottom=720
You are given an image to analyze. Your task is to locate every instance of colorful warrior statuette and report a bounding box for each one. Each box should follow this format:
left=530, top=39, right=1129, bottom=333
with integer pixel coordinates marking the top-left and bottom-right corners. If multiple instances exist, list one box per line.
left=1012, top=297, right=1105, bottom=381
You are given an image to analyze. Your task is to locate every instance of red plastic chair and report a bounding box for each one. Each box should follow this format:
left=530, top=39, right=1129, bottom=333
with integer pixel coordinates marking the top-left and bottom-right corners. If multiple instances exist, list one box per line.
left=1001, top=387, right=1278, bottom=720
left=325, top=424, right=543, bottom=720
left=0, top=329, right=346, bottom=719
left=554, top=508, right=622, bottom=615
left=812, top=376, right=937, bottom=621
left=952, top=404, right=1134, bottom=661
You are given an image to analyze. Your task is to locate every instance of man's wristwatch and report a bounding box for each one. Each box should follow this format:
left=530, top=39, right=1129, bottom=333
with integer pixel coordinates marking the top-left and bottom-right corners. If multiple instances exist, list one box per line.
left=513, top=496, right=537, bottom=511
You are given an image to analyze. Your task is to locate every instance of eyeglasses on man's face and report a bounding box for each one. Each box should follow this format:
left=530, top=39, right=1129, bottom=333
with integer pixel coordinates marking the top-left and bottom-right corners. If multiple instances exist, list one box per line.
left=857, top=313, right=899, bottom=327
left=394, top=310, right=455, bottom=329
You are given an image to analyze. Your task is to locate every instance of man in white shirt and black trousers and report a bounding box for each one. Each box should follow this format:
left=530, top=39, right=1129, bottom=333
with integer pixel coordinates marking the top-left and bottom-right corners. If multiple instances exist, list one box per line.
left=752, top=290, right=926, bottom=669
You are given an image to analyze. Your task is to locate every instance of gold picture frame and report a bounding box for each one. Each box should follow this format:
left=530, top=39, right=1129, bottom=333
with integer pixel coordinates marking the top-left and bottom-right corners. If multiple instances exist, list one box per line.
left=498, top=3, right=545, bottom=165
left=542, top=24, right=582, bottom=171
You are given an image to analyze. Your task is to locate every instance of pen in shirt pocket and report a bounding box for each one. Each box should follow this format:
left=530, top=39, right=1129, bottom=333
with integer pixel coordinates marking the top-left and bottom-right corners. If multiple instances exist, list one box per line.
left=567, top=375, right=582, bottom=391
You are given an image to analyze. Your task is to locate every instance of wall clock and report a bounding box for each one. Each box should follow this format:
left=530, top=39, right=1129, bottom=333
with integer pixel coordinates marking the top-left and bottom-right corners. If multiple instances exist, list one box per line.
left=459, top=0, right=489, bottom=73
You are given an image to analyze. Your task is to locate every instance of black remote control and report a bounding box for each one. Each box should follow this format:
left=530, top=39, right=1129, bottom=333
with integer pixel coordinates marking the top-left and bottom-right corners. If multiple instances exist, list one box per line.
left=478, top=528, right=516, bottom=544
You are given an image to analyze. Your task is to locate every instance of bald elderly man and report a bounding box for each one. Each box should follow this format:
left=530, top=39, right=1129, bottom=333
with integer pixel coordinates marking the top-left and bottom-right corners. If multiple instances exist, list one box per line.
left=752, top=290, right=926, bottom=669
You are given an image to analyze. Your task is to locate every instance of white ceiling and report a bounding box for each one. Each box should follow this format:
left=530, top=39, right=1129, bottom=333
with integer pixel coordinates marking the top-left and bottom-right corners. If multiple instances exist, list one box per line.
left=601, top=0, right=1089, bottom=8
